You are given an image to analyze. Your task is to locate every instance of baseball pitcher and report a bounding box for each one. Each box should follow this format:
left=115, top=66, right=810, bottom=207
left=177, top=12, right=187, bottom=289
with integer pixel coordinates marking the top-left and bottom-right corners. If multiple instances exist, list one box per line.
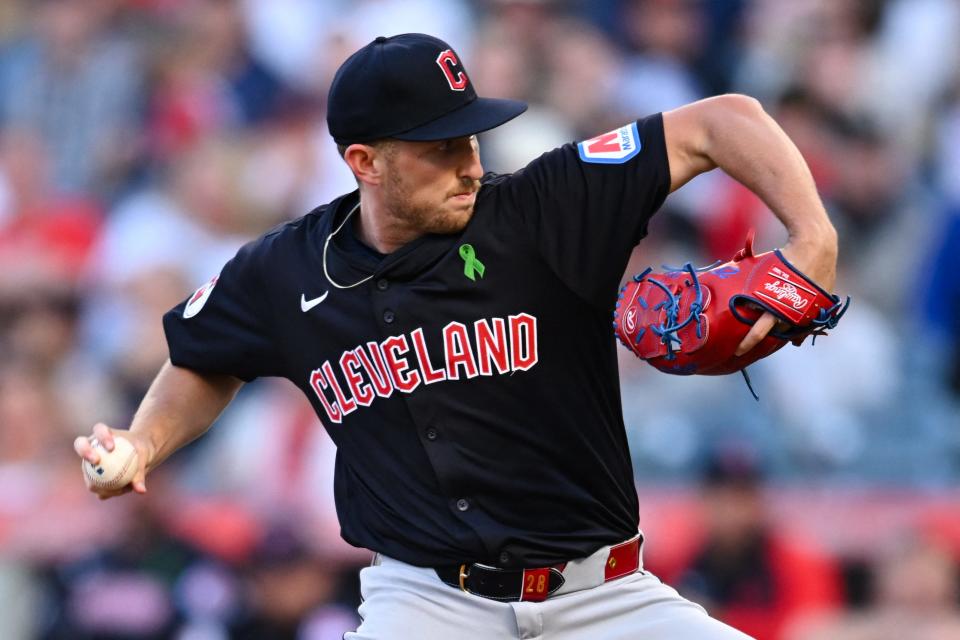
left=75, top=34, right=842, bottom=639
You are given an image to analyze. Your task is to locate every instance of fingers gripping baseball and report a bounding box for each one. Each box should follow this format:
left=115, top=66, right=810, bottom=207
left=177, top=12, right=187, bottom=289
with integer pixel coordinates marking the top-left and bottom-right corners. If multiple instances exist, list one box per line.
left=74, top=423, right=151, bottom=500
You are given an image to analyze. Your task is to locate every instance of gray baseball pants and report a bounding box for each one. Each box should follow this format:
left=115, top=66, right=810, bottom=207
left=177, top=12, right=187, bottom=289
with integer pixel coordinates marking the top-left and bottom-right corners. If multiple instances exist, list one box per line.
left=345, top=538, right=755, bottom=639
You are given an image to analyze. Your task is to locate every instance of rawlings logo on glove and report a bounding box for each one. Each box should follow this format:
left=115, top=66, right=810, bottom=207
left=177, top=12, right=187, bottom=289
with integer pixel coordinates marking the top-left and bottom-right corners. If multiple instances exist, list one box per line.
left=613, top=231, right=849, bottom=394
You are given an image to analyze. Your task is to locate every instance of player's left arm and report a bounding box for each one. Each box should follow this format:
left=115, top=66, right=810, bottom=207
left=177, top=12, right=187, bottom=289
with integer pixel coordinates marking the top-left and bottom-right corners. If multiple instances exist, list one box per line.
left=661, top=94, right=839, bottom=354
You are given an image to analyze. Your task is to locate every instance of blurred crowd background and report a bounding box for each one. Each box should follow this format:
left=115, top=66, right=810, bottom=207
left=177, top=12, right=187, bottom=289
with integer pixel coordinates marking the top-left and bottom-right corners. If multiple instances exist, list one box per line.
left=1, top=0, right=959, bottom=638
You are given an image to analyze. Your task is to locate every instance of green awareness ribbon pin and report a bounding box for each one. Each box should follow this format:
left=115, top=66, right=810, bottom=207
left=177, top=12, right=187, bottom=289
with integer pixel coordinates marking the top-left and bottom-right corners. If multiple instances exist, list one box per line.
left=459, top=244, right=486, bottom=281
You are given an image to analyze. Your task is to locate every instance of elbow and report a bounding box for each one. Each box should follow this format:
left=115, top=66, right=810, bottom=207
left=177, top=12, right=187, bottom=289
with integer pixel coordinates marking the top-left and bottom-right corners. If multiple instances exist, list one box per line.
left=694, top=93, right=767, bottom=155
left=695, top=93, right=767, bottom=140
left=716, top=93, right=765, bottom=119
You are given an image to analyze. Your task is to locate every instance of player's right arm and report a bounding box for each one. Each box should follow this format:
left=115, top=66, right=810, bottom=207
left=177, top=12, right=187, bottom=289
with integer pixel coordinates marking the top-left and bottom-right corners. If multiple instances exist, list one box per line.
left=74, top=360, right=242, bottom=499
left=76, top=231, right=283, bottom=499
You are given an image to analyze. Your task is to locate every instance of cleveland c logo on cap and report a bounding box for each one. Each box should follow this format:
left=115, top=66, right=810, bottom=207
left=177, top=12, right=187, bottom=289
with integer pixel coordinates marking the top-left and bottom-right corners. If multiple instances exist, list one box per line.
left=436, top=49, right=468, bottom=91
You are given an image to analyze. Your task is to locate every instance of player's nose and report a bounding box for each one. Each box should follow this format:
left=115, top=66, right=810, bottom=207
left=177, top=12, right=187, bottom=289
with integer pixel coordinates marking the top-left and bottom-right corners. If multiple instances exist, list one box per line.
left=460, top=144, right=483, bottom=182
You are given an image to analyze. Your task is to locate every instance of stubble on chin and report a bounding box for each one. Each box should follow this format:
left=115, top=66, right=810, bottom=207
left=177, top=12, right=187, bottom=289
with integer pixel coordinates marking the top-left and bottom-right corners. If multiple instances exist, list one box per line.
left=405, top=201, right=474, bottom=235
left=384, top=174, right=476, bottom=236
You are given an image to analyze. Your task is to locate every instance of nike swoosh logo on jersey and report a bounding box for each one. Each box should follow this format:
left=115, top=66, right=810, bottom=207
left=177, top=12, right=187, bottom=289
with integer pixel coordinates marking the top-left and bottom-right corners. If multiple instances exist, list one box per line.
left=301, top=291, right=329, bottom=312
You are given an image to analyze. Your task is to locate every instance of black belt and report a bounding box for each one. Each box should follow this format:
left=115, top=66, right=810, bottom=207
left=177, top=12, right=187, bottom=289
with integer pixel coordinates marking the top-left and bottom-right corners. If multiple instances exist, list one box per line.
left=433, top=536, right=642, bottom=603
left=434, top=563, right=566, bottom=602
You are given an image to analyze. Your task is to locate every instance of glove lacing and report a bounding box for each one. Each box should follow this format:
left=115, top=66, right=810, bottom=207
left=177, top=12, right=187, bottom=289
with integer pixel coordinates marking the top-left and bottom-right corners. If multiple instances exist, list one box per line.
left=808, top=296, right=851, bottom=344
left=644, top=263, right=706, bottom=361
left=618, top=261, right=756, bottom=399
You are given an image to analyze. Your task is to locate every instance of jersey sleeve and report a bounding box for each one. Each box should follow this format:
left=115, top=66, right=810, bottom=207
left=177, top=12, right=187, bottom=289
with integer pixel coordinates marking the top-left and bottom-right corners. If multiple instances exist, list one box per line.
left=493, top=113, right=671, bottom=308
left=162, top=239, right=280, bottom=382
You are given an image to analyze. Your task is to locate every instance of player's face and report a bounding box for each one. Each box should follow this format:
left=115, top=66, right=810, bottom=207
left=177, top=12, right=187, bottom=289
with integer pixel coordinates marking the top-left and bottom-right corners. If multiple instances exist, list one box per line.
left=380, top=135, right=483, bottom=234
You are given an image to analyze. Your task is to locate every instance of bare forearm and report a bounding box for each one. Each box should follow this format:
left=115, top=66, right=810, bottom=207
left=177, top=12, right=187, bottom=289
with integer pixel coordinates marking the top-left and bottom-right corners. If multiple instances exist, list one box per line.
left=665, top=94, right=837, bottom=247
left=129, top=360, right=242, bottom=472
left=663, top=94, right=842, bottom=354
left=706, top=95, right=834, bottom=243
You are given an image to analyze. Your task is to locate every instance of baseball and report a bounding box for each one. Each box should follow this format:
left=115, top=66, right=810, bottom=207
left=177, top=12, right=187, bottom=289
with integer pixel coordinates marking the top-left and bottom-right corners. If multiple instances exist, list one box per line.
left=82, top=435, right=139, bottom=491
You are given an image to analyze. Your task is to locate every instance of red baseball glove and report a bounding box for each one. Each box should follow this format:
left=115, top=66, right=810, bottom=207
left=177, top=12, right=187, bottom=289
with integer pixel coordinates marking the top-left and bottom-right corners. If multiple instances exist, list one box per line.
left=614, top=231, right=848, bottom=394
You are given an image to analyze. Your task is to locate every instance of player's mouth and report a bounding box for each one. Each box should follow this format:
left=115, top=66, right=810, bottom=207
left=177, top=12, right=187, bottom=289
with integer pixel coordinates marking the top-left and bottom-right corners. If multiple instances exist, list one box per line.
left=448, top=190, right=477, bottom=203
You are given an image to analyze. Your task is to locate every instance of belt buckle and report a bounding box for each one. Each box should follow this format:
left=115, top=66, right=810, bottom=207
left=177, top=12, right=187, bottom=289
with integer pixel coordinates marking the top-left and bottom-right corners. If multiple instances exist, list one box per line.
left=458, top=563, right=470, bottom=592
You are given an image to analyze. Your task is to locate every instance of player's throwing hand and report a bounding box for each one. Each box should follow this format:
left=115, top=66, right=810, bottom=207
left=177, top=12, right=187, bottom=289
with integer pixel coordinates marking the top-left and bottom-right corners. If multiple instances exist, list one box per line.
left=74, top=422, right=153, bottom=500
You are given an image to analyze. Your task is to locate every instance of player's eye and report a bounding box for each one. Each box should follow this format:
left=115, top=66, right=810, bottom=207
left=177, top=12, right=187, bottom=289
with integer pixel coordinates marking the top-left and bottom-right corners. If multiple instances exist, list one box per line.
left=430, top=137, right=475, bottom=159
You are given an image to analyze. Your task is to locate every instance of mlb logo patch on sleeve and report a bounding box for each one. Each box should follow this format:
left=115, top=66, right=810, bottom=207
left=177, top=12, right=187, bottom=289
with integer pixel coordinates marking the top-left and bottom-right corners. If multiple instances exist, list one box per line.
left=577, top=122, right=641, bottom=164
left=184, top=274, right=219, bottom=319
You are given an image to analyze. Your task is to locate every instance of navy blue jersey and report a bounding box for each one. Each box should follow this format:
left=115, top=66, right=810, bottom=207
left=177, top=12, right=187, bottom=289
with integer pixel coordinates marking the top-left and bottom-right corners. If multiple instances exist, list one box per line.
left=163, top=114, right=671, bottom=567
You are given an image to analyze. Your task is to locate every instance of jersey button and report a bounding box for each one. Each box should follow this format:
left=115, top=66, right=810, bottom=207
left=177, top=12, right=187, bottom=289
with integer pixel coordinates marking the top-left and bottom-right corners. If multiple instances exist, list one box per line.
left=426, top=427, right=438, bottom=441
left=383, top=309, right=395, bottom=324
left=456, top=498, right=470, bottom=512
left=499, top=551, right=511, bottom=564
left=376, top=278, right=389, bottom=291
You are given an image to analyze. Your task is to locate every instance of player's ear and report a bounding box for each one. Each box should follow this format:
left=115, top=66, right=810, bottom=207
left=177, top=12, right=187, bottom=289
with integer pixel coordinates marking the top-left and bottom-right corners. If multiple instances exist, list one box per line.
left=343, top=143, right=386, bottom=186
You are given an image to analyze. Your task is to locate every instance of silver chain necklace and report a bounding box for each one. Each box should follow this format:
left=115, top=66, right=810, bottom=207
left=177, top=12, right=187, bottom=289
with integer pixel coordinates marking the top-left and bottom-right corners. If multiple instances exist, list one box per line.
left=322, top=202, right=375, bottom=289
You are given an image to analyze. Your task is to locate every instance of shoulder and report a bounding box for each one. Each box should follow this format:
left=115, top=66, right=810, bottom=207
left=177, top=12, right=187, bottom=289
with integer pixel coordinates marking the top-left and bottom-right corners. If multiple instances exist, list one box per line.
left=481, top=115, right=663, bottom=190
left=478, top=145, right=574, bottom=192
left=245, top=201, right=338, bottom=255
left=266, top=202, right=333, bottom=240
left=224, top=200, right=342, bottom=284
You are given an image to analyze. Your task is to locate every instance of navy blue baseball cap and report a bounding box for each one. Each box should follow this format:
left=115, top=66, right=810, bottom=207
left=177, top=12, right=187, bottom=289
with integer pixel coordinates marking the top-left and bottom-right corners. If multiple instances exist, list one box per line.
left=327, top=33, right=528, bottom=145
